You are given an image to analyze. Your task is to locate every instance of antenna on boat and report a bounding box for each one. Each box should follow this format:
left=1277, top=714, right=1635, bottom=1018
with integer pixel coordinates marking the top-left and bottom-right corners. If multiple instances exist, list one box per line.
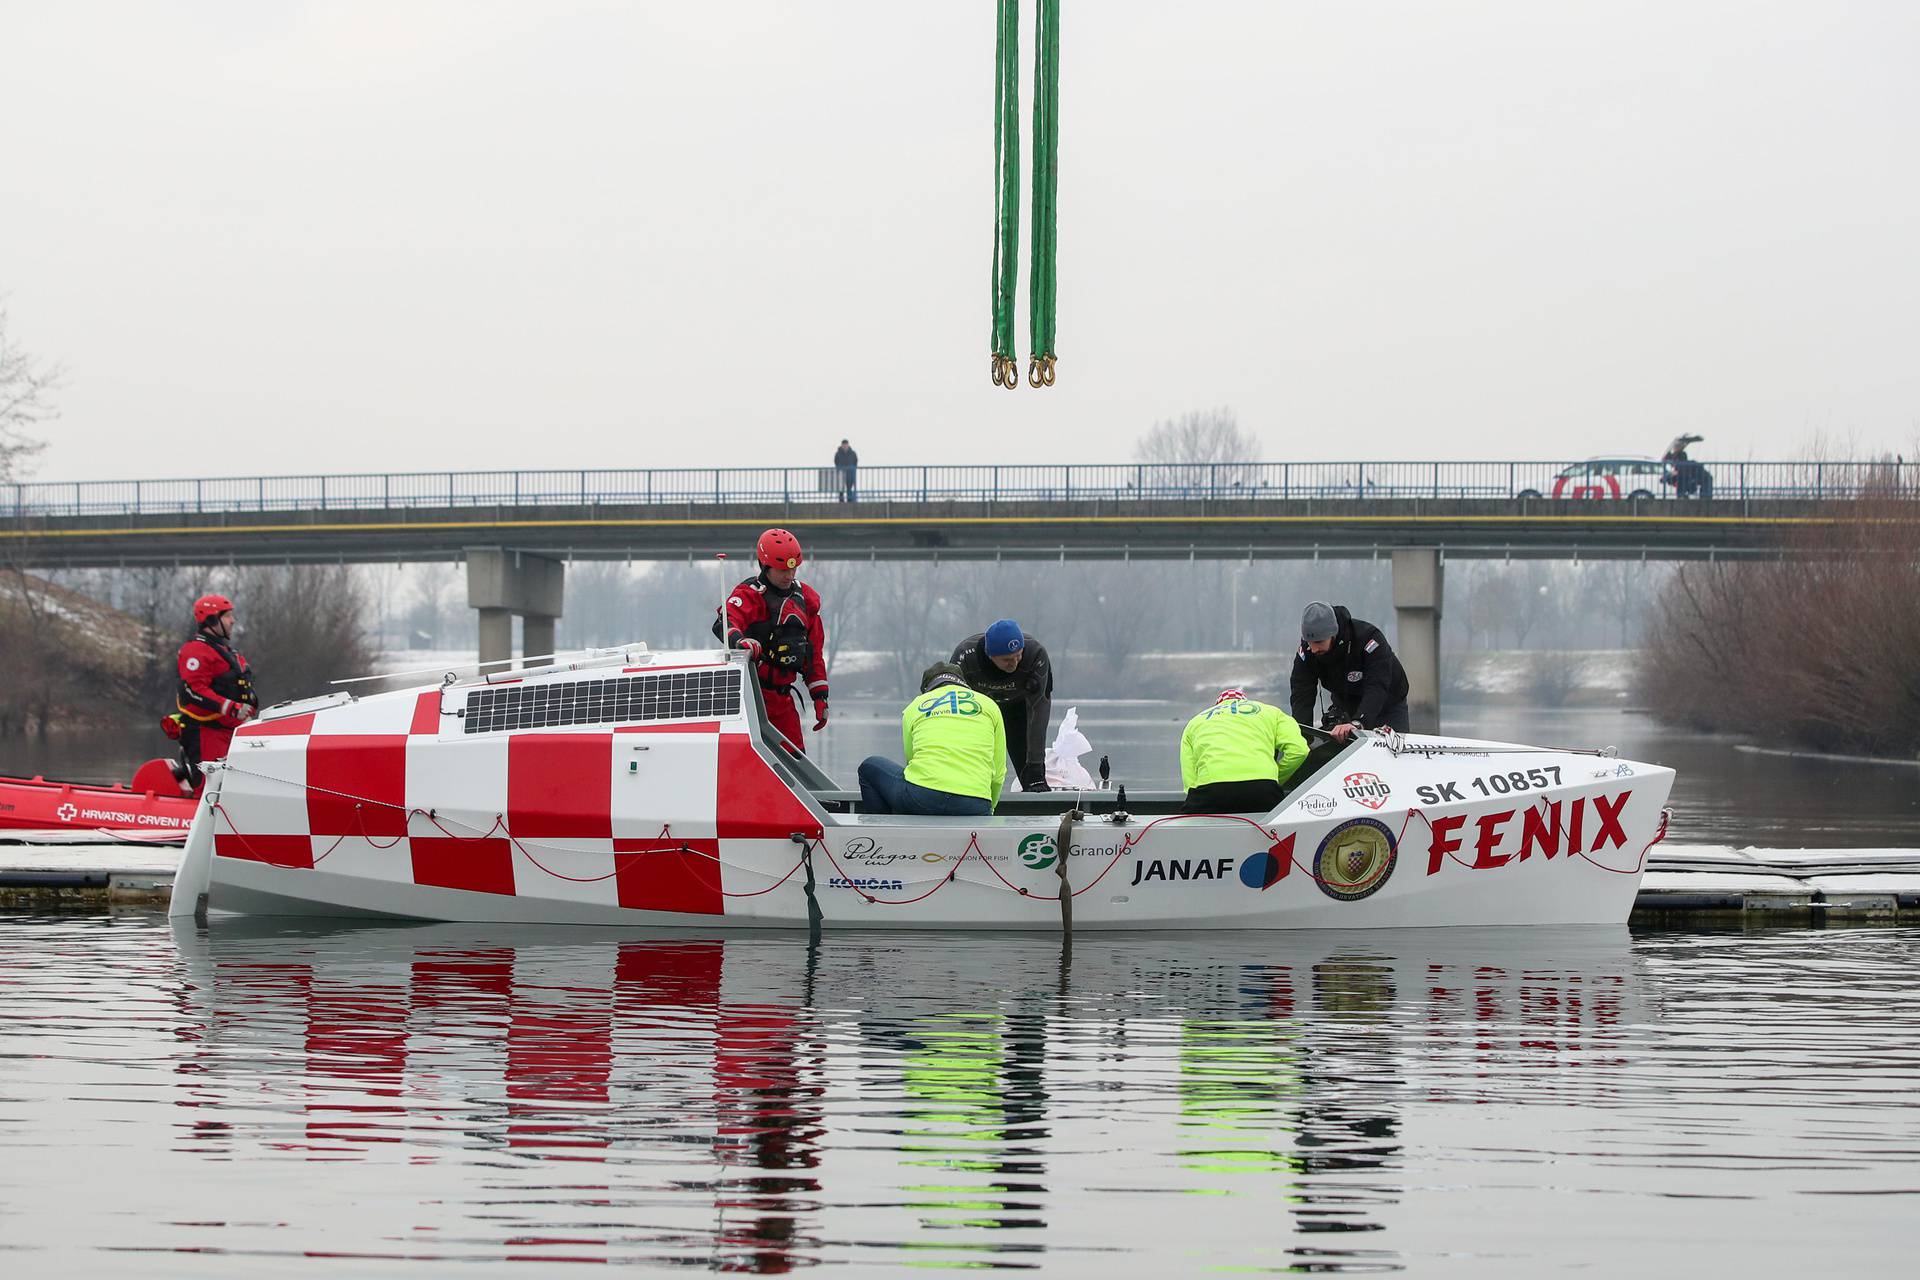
left=328, top=644, right=652, bottom=687
left=330, top=657, right=517, bottom=686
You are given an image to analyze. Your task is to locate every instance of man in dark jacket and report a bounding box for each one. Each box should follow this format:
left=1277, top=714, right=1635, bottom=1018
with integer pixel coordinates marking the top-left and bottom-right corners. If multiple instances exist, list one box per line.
left=951, top=618, right=1053, bottom=791
left=1289, top=601, right=1410, bottom=740
left=833, top=439, right=858, bottom=503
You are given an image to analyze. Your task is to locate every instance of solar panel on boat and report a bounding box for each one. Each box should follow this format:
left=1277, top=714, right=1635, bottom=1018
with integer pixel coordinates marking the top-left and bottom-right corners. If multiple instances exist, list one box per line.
left=462, top=668, right=741, bottom=734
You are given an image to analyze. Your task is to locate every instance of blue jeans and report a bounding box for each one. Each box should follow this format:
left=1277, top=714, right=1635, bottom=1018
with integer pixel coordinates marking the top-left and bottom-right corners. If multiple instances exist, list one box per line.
left=857, top=756, right=993, bottom=816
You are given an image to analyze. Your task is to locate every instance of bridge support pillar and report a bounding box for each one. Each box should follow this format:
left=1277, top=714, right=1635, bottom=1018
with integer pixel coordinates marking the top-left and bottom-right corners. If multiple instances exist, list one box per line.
left=467, top=549, right=565, bottom=669
left=1391, top=548, right=1443, bottom=733
left=522, top=615, right=556, bottom=665
left=476, top=608, right=514, bottom=670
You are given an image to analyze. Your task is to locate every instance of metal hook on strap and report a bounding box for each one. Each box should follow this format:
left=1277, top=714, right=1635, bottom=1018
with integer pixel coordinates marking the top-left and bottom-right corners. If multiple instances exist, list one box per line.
left=1041, top=355, right=1057, bottom=386
left=1027, top=356, right=1044, bottom=388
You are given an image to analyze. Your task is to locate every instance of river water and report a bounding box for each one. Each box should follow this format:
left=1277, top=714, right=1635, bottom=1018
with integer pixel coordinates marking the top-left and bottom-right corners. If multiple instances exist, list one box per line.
left=7, top=698, right=1919, bottom=1273
left=0, top=918, right=1914, bottom=1274
left=12, top=701, right=1918, bottom=848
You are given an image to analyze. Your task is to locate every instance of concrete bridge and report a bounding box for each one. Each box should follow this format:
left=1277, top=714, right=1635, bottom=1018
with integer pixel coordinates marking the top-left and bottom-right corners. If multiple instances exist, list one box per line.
left=5, top=458, right=1909, bottom=730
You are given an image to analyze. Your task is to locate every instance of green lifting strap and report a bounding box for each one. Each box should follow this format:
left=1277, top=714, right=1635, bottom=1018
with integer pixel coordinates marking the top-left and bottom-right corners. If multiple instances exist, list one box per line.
left=990, top=0, right=1021, bottom=389
left=1027, top=0, right=1060, bottom=387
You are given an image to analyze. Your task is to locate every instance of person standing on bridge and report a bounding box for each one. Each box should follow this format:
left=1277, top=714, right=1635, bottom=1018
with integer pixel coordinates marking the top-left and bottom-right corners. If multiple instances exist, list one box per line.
left=950, top=618, right=1054, bottom=792
left=833, top=439, right=858, bottom=503
left=1289, top=601, right=1410, bottom=739
left=718, top=528, right=829, bottom=753
left=165, top=593, right=257, bottom=796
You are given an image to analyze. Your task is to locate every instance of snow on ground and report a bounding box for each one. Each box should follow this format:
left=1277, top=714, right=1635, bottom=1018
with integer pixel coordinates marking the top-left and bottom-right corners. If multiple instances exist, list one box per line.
left=373, top=648, right=490, bottom=675
left=1448, top=650, right=1636, bottom=697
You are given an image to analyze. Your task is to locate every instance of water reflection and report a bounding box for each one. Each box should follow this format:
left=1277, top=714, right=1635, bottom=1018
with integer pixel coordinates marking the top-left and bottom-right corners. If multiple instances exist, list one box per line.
left=149, top=923, right=1656, bottom=1271
left=1174, top=957, right=1405, bottom=1244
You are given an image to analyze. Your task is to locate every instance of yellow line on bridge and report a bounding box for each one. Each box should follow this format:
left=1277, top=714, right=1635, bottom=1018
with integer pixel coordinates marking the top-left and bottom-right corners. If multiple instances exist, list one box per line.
left=0, top=511, right=1849, bottom=541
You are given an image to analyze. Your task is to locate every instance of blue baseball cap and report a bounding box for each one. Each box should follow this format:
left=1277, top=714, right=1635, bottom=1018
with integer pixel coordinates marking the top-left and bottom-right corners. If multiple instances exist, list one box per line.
left=984, top=619, right=1024, bottom=657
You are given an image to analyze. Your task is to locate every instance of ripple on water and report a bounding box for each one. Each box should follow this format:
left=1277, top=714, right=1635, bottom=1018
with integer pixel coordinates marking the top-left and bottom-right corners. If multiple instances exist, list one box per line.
left=0, top=916, right=1917, bottom=1274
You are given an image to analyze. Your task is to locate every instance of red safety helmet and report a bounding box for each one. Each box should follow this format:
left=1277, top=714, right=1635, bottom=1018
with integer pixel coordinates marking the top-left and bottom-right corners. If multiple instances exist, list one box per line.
left=756, top=528, right=804, bottom=570
left=1216, top=688, right=1246, bottom=702
left=193, top=593, right=235, bottom=625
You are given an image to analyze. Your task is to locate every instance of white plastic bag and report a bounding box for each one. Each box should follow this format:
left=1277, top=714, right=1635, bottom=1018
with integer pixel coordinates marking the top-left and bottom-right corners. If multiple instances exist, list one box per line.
left=1043, top=706, right=1097, bottom=790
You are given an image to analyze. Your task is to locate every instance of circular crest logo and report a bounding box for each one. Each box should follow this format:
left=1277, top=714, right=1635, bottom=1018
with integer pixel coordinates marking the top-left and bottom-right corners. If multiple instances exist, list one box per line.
left=1312, top=818, right=1397, bottom=902
left=1017, top=832, right=1059, bottom=870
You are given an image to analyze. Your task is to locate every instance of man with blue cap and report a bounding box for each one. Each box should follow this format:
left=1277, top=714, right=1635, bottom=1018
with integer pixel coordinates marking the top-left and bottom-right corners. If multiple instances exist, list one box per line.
left=950, top=618, right=1055, bottom=792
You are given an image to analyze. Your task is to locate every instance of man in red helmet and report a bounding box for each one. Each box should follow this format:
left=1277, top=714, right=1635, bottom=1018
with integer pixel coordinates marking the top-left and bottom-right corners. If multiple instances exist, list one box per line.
left=717, top=529, right=828, bottom=752
left=166, top=593, right=258, bottom=795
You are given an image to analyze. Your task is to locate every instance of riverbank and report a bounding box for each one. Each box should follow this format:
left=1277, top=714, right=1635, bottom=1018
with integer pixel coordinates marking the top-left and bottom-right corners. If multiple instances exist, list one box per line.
left=1736, top=743, right=1920, bottom=769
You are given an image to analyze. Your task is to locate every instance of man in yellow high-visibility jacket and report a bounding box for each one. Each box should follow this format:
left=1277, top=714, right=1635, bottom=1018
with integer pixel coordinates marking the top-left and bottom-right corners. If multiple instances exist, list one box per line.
left=1178, top=689, right=1310, bottom=814
left=857, top=664, right=1007, bottom=816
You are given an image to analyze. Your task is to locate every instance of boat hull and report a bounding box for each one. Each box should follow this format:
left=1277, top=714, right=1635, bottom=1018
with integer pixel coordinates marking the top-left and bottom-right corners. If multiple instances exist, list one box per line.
left=197, top=816, right=1661, bottom=930
left=172, top=649, right=1674, bottom=931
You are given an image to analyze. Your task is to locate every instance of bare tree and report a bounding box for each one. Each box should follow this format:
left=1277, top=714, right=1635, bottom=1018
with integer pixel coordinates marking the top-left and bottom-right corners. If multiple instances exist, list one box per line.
left=1072, top=569, right=1145, bottom=681
left=224, top=565, right=377, bottom=702
left=856, top=562, right=958, bottom=691
left=0, top=571, right=146, bottom=736
left=1641, top=495, right=1920, bottom=753
left=1506, top=562, right=1565, bottom=648
left=401, top=563, right=461, bottom=648
left=1462, top=565, right=1517, bottom=650
left=0, top=305, right=62, bottom=484
left=1591, top=560, right=1656, bottom=647
left=1133, top=407, right=1260, bottom=465
left=803, top=558, right=874, bottom=673
left=119, top=566, right=200, bottom=722
left=560, top=561, right=640, bottom=648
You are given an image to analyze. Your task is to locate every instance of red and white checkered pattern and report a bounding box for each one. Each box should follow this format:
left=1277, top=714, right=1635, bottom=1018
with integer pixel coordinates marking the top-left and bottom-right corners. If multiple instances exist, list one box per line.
left=214, top=665, right=820, bottom=916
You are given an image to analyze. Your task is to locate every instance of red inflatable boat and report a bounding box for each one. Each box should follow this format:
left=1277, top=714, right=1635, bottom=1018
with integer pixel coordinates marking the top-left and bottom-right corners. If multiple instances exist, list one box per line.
left=0, top=760, right=195, bottom=839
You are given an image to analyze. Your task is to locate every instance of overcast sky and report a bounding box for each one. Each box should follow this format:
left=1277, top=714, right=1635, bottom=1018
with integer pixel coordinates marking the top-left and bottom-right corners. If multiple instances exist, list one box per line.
left=4, top=1, right=1916, bottom=484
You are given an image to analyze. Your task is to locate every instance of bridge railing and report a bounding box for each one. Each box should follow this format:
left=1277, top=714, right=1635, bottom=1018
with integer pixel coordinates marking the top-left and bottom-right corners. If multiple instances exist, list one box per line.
left=5, top=460, right=1915, bottom=517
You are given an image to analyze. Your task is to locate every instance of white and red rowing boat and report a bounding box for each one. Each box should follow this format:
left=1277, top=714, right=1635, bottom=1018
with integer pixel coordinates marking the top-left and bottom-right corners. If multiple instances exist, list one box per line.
left=167, top=645, right=1674, bottom=929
